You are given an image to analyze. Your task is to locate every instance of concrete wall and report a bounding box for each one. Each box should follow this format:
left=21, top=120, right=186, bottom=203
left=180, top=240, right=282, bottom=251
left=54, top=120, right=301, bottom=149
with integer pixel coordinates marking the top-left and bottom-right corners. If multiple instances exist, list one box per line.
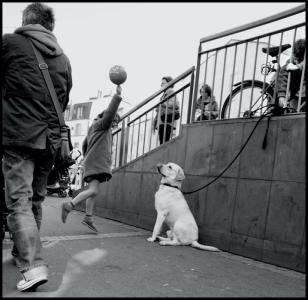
left=76, top=114, right=305, bottom=272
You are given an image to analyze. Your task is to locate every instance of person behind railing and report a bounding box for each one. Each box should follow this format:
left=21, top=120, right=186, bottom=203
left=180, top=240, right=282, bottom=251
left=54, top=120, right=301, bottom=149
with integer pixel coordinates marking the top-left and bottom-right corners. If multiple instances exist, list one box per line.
left=195, top=84, right=219, bottom=121
left=153, top=76, right=180, bottom=144
left=276, top=38, right=306, bottom=112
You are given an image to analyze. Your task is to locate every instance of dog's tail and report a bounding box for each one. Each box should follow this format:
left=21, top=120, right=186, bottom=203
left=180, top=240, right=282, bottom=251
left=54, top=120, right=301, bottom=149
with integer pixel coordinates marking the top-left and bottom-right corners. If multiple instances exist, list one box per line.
left=191, top=241, right=220, bottom=252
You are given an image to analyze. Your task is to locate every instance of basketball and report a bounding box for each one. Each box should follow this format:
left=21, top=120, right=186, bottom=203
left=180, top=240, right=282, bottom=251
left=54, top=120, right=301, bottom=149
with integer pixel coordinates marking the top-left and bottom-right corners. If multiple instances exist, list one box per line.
left=109, top=65, right=127, bottom=85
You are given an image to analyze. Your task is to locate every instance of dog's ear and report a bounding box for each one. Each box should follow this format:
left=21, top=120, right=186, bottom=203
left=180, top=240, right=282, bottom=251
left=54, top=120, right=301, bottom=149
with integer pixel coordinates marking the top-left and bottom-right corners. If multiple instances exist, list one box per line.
left=176, top=168, right=185, bottom=181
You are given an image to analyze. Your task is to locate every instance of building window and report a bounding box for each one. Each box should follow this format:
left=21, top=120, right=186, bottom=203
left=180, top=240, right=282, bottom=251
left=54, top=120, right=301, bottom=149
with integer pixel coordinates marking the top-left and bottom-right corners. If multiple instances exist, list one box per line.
left=77, top=106, right=83, bottom=119
left=75, top=123, right=81, bottom=135
left=72, top=105, right=85, bottom=120
left=71, top=103, right=91, bottom=120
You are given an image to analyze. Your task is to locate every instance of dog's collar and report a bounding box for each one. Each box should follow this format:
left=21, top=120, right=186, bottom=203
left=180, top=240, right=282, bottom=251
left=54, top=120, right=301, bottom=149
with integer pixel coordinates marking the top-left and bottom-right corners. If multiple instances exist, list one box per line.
left=161, top=183, right=181, bottom=191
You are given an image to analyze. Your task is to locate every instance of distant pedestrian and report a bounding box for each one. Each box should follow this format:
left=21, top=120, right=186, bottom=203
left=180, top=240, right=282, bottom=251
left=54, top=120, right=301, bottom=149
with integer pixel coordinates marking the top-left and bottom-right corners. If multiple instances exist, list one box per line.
left=153, top=76, right=180, bottom=144
left=2, top=2, right=72, bottom=292
left=276, top=38, right=306, bottom=112
left=61, top=86, right=122, bottom=232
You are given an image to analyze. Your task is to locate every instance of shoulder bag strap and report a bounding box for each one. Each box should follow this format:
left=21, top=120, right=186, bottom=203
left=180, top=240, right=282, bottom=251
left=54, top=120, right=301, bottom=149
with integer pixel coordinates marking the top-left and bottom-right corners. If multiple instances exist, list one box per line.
left=28, top=39, right=65, bottom=127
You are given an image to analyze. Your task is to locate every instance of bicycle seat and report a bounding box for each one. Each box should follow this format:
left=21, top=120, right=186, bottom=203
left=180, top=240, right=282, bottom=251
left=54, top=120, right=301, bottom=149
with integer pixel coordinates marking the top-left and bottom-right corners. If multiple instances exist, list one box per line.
left=261, top=44, right=291, bottom=57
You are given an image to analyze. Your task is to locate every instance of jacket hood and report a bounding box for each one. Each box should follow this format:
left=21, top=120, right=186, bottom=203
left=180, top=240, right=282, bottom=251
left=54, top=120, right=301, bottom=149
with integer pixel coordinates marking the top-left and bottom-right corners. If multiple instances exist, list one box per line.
left=15, top=24, right=63, bottom=56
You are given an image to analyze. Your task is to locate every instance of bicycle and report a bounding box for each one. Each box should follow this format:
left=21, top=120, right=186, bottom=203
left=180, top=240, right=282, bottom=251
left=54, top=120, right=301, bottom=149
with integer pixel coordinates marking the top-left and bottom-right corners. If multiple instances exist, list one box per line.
left=221, top=43, right=292, bottom=119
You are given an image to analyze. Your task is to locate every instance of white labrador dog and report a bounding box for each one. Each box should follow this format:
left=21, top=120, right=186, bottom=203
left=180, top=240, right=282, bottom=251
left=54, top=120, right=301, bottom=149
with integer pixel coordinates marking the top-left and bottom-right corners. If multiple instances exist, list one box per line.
left=147, top=162, right=220, bottom=251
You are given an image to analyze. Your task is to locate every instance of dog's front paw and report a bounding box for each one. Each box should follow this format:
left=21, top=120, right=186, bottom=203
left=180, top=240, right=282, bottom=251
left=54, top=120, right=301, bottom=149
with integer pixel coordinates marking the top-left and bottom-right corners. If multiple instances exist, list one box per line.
left=147, top=237, right=156, bottom=242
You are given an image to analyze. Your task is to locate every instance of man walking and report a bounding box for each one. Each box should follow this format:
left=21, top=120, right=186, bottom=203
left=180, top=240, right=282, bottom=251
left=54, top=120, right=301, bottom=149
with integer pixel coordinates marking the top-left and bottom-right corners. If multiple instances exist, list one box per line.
left=2, top=2, right=72, bottom=291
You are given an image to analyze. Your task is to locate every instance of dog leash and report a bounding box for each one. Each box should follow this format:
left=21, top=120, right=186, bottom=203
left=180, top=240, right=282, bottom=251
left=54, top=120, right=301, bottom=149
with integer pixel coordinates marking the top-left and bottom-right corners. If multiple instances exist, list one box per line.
left=182, top=106, right=274, bottom=195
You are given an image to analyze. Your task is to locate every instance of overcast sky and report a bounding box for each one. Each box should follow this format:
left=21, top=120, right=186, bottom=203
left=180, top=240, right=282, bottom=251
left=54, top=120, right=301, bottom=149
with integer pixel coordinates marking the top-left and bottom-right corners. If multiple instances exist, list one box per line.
left=2, top=2, right=303, bottom=112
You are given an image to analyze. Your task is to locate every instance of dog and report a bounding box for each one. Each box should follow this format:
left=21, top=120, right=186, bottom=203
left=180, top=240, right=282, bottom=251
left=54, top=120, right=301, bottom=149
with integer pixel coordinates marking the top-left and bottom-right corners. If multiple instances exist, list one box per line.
left=147, top=162, right=220, bottom=251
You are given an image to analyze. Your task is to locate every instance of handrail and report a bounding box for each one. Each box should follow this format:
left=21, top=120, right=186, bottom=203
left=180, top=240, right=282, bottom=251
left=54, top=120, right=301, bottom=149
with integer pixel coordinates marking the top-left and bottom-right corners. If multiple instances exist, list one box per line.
left=127, top=83, right=190, bottom=125
left=119, top=66, right=195, bottom=121
left=112, top=65, right=195, bottom=169
left=199, top=22, right=306, bottom=56
left=194, top=4, right=305, bottom=111
left=111, top=5, right=305, bottom=170
left=199, top=4, right=305, bottom=45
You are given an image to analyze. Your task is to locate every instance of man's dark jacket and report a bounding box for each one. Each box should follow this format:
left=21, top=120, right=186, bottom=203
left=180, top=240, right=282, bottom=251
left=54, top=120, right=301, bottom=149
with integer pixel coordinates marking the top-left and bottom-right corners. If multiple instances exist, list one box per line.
left=2, top=24, right=72, bottom=153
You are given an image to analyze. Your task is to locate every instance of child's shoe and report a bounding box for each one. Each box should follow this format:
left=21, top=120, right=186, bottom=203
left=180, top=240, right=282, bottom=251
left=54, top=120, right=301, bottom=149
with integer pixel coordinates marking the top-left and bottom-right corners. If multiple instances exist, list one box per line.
left=81, top=217, right=98, bottom=233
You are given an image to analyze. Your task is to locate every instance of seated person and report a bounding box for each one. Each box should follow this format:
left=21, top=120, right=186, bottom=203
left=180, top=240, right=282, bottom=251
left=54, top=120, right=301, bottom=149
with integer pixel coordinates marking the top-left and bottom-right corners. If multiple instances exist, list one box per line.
left=195, top=84, right=219, bottom=120
left=276, top=38, right=306, bottom=112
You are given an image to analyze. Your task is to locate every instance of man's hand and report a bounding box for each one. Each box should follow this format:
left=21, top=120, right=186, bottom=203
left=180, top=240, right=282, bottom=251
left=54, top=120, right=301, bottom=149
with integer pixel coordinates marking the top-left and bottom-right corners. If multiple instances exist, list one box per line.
left=116, top=85, right=122, bottom=96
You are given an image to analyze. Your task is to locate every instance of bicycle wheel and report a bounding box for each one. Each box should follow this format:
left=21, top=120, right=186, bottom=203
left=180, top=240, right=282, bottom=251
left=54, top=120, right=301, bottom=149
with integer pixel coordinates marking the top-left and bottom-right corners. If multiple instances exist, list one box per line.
left=221, top=80, right=273, bottom=119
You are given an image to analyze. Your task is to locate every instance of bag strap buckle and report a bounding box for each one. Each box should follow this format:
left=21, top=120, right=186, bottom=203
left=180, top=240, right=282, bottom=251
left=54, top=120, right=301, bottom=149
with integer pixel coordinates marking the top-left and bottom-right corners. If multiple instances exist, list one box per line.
left=39, top=63, right=48, bottom=70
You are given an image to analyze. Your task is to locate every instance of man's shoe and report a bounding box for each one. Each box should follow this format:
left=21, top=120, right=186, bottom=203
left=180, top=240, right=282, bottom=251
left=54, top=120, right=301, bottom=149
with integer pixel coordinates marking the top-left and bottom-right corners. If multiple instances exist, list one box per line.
left=81, top=218, right=98, bottom=233
left=61, top=202, right=73, bottom=223
left=17, top=277, right=48, bottom=292
left=17, top=265, right=48, bottom=292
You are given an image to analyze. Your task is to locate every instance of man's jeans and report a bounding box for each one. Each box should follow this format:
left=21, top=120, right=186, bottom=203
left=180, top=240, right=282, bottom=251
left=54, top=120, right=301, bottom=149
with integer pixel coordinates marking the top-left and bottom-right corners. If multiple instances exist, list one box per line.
left=2, top=146, right=54, bottom=273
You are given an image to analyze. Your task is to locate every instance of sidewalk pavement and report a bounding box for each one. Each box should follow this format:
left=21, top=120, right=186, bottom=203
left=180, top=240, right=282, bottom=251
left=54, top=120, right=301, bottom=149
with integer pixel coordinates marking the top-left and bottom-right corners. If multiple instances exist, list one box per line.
left=2, top=196, right=305, bottom=297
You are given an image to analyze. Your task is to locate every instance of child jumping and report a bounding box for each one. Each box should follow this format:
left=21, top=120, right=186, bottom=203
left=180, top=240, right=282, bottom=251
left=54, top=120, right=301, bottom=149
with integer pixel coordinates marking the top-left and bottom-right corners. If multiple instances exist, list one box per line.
left=61, top=85, right=122, bottom=232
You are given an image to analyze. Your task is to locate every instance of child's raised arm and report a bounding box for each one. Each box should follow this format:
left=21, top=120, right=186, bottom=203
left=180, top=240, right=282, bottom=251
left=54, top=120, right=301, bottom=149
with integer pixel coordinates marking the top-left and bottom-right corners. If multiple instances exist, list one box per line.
left=100, top=85, right=122, bottom=129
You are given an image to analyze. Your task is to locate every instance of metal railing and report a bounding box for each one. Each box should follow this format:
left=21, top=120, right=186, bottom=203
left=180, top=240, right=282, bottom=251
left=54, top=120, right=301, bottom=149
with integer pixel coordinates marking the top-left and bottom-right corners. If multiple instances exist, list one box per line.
left=112, top=67, right=195, bottom=169
left=193, top=4, right=306, bottom=121
left=111, top=4, right=306, bottom=169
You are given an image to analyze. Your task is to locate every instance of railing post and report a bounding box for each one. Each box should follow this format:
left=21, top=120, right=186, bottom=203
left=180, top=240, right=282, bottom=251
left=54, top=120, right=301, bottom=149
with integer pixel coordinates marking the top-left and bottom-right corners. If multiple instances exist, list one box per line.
left=186, top=68, right=195, bottom=124
left=118, top=118, right=126, bottom=168
left=192, top=44, right=202, bottom=122
left=123, top=116, right=130, bottom=165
